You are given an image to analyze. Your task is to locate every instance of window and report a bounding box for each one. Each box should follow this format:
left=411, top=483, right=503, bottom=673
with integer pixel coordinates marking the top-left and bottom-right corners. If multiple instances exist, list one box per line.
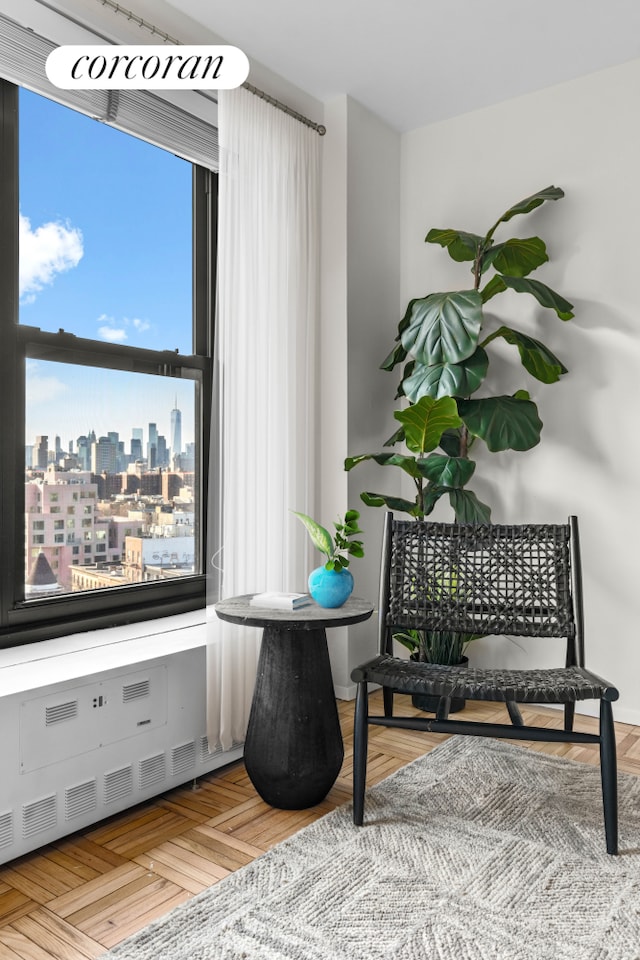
left=0, top=80, right=216, bottom=647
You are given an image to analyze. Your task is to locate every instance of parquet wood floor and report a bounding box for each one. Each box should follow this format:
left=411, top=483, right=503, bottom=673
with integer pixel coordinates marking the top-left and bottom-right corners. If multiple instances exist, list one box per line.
left=1, top=691, right=638, bottom=959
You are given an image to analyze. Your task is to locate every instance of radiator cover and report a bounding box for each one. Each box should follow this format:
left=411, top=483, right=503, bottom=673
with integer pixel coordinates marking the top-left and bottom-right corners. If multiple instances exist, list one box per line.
left=0, top=643, right=243, bottom=863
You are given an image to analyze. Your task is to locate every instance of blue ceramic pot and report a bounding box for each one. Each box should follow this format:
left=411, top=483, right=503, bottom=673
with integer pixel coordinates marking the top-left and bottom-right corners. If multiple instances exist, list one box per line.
left=308, top=565, right=354, bottom=608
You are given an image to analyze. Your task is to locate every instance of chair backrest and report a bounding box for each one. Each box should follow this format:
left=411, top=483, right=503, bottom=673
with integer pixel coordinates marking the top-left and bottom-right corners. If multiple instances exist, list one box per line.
left=378, top=513, right=584, bottom=665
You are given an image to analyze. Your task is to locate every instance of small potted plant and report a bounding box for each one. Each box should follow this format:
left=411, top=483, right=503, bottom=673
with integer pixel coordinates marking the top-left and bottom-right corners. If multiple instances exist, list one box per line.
left=293, top=508, right=364, bottom=608
left=394, top=628, right=476, bottom=712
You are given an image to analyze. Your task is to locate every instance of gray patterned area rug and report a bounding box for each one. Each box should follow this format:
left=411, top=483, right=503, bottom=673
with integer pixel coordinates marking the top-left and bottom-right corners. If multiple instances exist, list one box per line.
left=103, top=736, right=640, bottom=960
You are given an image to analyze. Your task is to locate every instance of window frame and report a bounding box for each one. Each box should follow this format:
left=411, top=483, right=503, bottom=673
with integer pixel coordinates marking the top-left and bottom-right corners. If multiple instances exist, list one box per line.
left=0, top=79, right=217, bottom=649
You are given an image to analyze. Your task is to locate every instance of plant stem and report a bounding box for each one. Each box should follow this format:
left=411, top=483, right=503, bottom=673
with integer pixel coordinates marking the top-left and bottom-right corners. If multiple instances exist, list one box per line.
left=473, top=245, right=484, bottom=290
left=459, top=425, right=469, bottom=459
left=466, top=242, right=485, bottom=462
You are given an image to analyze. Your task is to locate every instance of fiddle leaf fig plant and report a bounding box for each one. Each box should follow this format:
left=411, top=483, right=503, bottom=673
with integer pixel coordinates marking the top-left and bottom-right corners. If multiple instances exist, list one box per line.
left=345, top=185, right=574, bottom=523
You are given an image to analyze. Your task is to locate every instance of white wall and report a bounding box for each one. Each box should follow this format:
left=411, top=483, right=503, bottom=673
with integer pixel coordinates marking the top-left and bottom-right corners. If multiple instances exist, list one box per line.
left=400, top=59, right=640, bottom=723
left=320, top=96, right=401, bottom=695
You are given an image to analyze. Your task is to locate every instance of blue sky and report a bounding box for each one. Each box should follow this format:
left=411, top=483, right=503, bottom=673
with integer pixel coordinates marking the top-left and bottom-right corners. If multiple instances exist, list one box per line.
left=20, top=88, right=195, bottom=450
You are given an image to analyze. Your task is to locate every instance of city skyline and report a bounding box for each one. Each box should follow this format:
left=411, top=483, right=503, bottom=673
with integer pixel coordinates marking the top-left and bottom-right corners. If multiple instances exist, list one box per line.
left=28, top=414, right=189, bottom=458
left=26, top=422, right=194, bottom=477
left=25, top=360, right=196, bottom=452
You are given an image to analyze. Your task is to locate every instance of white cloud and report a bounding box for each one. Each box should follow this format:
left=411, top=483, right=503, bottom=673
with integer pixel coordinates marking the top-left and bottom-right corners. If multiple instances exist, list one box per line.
left=97, top=314, right=153, bottom=342
left=19, top=212, right=83, bottom=302
left=97, top=313, right=128, bottom=342
left=26, top=361, right=68, bottom=405
left=99, top=325, right=128, bottom=342
left=131, top=317, right=151, bottom=333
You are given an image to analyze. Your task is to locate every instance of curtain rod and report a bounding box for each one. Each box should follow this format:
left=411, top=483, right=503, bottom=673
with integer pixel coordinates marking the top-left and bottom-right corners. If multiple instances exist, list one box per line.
left=95, top=0, right=326, bottom=135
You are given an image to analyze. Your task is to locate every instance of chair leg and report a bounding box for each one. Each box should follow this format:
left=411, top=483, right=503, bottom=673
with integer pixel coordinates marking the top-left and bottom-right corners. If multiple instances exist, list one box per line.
left=564, top=702, right=575, bottom=733
left=506, top=700, right=524, bottom=726
left=353, top=681, right=369, bottom=826
left=383, top=685, right=394, bottom=718
left=599, top=698, right=618, bottom=855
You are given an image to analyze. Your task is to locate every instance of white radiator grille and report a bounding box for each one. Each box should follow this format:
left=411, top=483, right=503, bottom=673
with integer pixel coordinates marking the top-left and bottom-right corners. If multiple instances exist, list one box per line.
left=139, top=753, right=165, bottom=789
left=200, top=735, right=243, bottom=763
left=104, top=765, right=134, bottom=805
left=200, top=735, right=223, bottom=763
left=45, top=700, right=78, bottom=725
left=171, top=740, right=196, bottom=777
left=0, top=811, right=13, bottom=849
left=65, top=779, right=97, bottom=821
left=122, top=679, right=150, bottom=702
left=23, top=795, right=57, bottom=839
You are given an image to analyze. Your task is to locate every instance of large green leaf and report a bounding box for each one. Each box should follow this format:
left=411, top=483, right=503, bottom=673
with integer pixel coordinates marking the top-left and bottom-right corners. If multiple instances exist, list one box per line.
left=486, top=186, right=565, bottom=240
left=394, top=360, right=415, bottom=399
left=394, top=396, right=462, bottom=454
left=480, top=275, right=574, bottom=319
left=380, top=297, right=424, bottom=371
left=483, top=237, right=548, bottom=278
left=425, top=228, right=484, bottom=262
left=480, top=275, right=506, bottom=304
left=448, top=488, right=492, bottom=523
left=344, top=451, right=422, bottom=478
left=439, top=428, right=463, bottom=457
left=380, top=340, right=407, bottom=372
left=458, top=395, right=543, bottom=451
left=402, top=346, right=489, bottom=402
left=360, top=491, right=421, bottom=516
left=383, top=425, right=405, bottom=447
left=502, top=276, right=574, bottom=320
left=291, top=511, right=333, bottom=558
left=401, top=291, right=483, bottom=365
left=483, top=325, right=568, bottom=383
left=423, top=483, right=447, bottom=516
left=417, top=454, right=476, bottom=488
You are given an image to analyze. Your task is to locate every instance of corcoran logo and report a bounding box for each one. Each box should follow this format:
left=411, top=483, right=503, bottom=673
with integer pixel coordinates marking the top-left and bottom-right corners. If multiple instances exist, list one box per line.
left=46, top=45, right=249, bottom=90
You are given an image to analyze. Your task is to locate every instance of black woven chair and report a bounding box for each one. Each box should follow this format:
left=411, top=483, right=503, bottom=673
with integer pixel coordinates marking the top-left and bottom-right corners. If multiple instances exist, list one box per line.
left=352, top=512, right=619, bottom=854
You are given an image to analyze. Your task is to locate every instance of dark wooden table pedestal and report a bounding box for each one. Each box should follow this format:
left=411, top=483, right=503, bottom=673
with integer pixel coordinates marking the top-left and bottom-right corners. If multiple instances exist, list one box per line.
left=214, top=595, right=374, bottom=809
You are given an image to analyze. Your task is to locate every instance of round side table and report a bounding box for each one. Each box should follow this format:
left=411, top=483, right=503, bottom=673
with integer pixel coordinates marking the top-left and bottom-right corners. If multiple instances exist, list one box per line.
left=214, top=595, right=374, bottom=809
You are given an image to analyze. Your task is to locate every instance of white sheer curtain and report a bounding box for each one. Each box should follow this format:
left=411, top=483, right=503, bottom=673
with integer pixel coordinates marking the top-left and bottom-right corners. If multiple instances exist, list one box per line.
left=206, top=87, right=321, bottom=752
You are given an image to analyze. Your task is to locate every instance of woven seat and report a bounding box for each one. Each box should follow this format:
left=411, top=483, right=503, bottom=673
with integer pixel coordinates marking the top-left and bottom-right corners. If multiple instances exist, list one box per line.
left=352, top=656, right=618, bottom=705
left=351, top=513, right=620, bottom=854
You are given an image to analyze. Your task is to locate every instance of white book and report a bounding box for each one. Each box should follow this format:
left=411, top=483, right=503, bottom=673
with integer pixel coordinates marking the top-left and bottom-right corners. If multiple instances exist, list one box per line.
left=250, top=591, right=311, bottom=610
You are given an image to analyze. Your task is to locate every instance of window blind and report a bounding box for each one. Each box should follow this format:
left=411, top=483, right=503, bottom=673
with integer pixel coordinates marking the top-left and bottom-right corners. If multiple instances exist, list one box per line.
left=0, top=11, right=219, bottom=170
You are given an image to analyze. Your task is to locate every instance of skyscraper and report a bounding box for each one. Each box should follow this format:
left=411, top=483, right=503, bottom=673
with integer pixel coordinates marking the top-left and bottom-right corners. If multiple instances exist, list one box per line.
left=147, top=422, right=158, bottom=468
left=131, top=427, right=143, bottom=462
left=35, top=435, right=48, bottom=470
left=91, top=436, right=117, bottom=474
left=170, top=398, right=182, bottom=463
left=76, top=435, right=90, bottom=470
